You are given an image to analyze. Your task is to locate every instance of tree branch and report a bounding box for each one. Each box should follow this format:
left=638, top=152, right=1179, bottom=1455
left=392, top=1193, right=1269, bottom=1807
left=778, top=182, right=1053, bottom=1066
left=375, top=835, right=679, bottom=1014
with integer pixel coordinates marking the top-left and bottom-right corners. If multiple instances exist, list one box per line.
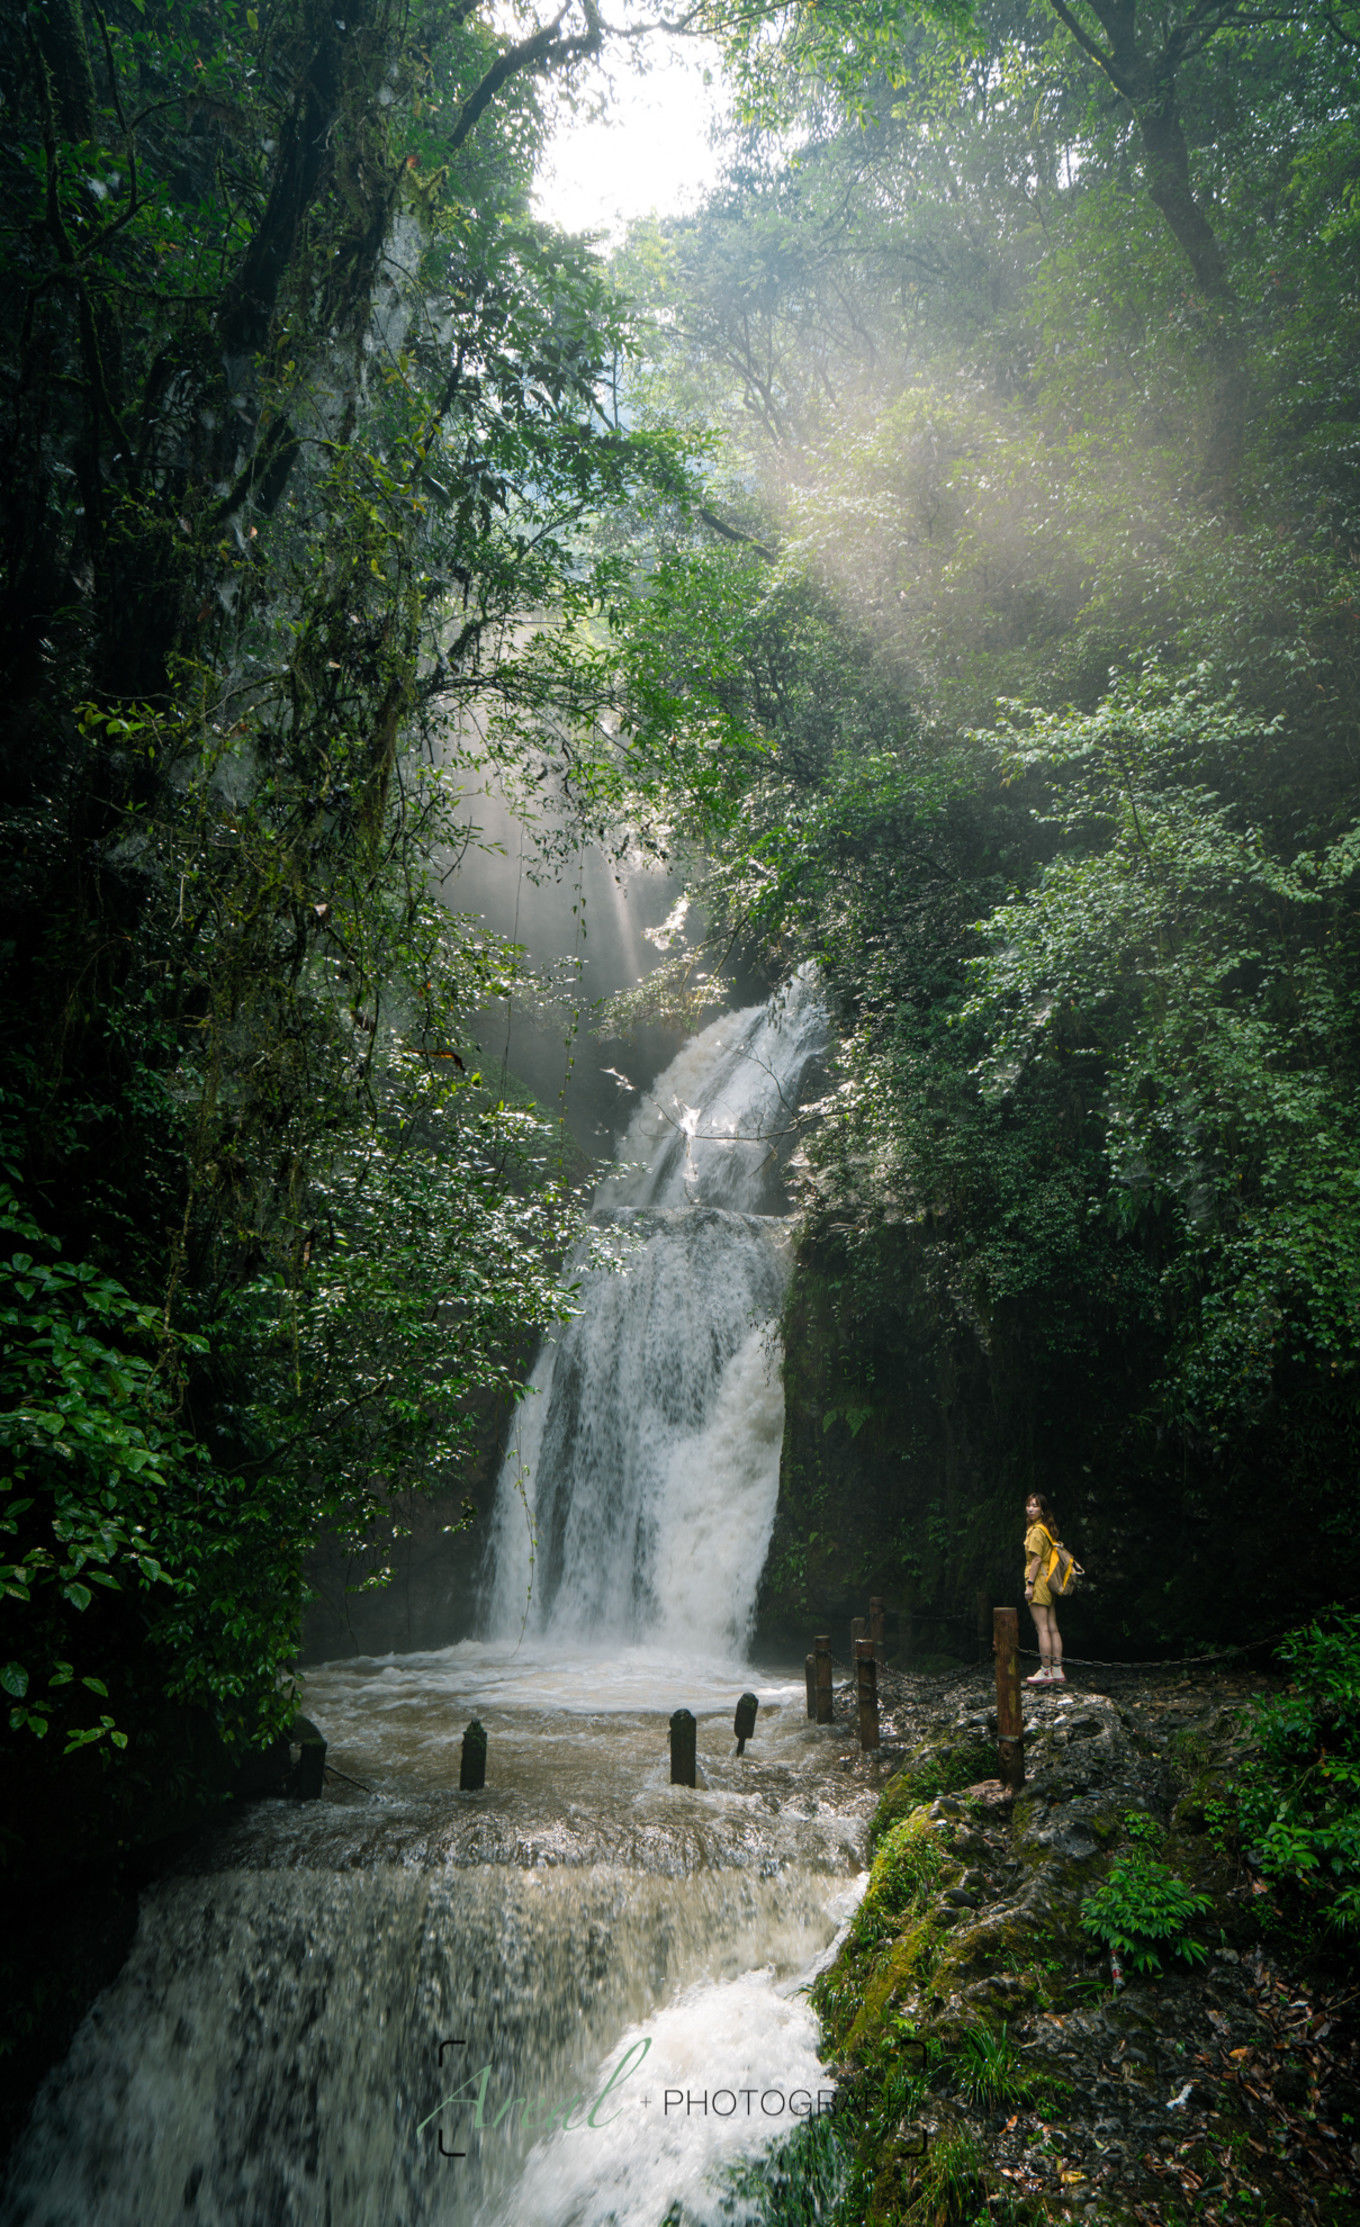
left=698, top=506, right=775, bottom=559
left=447, top=3, right=605, bottom=156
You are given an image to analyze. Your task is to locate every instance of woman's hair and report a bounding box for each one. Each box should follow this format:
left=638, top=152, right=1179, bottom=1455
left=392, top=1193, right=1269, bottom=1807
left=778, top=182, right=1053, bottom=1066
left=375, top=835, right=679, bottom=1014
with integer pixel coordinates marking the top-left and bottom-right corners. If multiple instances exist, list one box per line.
left=1026, top=1493, right=1059, bottom=1532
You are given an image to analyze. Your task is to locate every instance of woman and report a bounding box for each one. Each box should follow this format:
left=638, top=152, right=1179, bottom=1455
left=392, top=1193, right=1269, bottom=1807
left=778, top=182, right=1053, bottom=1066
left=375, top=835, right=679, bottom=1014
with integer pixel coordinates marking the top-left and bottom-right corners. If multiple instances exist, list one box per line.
left=1023, top=1492, right=1065, bottom=1685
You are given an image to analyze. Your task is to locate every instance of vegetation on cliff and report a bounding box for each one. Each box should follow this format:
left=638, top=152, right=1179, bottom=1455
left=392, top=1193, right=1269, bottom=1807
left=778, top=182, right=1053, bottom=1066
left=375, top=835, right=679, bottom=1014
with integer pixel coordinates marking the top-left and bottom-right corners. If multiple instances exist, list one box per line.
left=728, top=1646, right=1360, bottom=2227
left=606, top=0, right=1360, bottom=1652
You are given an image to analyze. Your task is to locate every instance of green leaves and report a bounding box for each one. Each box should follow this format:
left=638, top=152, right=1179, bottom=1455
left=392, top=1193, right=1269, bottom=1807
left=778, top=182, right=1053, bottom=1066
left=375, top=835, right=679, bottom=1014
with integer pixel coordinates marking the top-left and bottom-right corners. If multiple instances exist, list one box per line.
left=1238, top=1611, right=1360, bottom=1934
left=0, top=1182, right=202, bottom=1748
left=958, top=670, right=1360, bottom=1425
left=1080, top=1841, right=1212, bottom=1974
left=0, top=0, right=701, bottom=1802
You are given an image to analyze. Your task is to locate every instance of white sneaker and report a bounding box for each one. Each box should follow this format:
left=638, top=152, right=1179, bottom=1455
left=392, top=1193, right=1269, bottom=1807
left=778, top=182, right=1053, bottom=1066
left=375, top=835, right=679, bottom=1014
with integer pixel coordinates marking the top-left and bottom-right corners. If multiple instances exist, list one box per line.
left=1024, top=1667, right=1051, bottom=1684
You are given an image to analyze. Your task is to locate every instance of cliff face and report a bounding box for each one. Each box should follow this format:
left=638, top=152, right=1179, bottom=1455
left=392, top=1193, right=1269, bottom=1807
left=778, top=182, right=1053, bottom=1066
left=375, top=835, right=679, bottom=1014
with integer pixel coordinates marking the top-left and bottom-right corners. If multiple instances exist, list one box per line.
left=756, top=1219, right=1352, bottom=1670
left=757, top=1227, right=1052, bottom=1667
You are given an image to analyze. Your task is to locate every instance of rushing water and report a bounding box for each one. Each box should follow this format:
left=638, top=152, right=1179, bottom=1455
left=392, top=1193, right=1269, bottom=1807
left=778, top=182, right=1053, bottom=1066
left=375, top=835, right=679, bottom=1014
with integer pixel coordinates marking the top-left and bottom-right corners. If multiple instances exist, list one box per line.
left=1, top=973, right=874, bottom=2227
left=487, top=968, right=827, bottom=1652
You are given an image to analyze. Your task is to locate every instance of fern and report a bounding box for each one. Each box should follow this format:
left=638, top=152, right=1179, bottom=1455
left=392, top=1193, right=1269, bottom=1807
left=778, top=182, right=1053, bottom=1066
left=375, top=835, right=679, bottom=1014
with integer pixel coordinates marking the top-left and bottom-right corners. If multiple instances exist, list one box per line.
left=1081, top=1850, right=1212, bottom=1975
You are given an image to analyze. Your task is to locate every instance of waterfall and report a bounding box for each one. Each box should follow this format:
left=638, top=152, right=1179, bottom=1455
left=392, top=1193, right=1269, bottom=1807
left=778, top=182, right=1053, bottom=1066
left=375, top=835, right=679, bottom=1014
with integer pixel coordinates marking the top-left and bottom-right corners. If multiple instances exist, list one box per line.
left=0, top=968, right=867, bottom=2227
left=486, top=967, right=827, bottom=1652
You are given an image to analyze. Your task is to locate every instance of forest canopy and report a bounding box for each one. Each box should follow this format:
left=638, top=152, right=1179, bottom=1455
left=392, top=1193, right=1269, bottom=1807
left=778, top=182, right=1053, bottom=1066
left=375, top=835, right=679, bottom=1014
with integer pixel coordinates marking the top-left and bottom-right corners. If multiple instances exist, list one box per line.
left=0, top=0, right=688, bottom=1798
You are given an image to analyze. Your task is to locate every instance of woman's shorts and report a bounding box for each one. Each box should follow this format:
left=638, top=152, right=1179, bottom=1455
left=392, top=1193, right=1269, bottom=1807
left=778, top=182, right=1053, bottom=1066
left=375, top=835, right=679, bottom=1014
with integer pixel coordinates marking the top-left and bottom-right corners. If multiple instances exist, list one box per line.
left=1029, top=1580, right=1053, bottom=1609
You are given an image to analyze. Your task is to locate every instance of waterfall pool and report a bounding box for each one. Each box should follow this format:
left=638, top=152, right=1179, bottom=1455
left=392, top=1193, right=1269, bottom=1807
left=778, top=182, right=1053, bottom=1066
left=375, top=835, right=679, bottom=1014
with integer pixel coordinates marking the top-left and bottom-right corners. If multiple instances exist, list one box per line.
left=1, top=973, right=870, bottom=2227
left=1, top=1647, right=876, bottom=2226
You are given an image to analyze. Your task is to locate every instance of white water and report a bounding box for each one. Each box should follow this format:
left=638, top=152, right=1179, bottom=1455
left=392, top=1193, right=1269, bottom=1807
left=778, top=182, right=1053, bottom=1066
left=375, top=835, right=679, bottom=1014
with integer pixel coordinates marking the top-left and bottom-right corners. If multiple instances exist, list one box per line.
left=0, top=974, right=873, bottom=2227
left=600, top=968, right=827, bottom=1214
left=487, top=966, right=826, bottom=1651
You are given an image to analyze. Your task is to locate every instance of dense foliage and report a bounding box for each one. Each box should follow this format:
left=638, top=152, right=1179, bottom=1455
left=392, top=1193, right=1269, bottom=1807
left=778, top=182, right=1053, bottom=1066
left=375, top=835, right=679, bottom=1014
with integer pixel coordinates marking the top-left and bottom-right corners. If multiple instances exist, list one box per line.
left=1079, top=1811, right=1212, bottom=1974
left=606, top=0, right=1360, bottom=1650
left=1239, top=1609, right=1360, bottom=1935
left=0, top=0, right=684, bottom=1820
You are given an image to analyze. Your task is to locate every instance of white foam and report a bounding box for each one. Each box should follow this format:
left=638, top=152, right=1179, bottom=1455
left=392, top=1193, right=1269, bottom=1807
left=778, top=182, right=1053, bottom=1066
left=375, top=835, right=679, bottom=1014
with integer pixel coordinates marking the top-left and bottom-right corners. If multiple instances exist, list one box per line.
left=485, top=969, right=826, bottom=1652
left=482, top=1968, right=831, bottom=2227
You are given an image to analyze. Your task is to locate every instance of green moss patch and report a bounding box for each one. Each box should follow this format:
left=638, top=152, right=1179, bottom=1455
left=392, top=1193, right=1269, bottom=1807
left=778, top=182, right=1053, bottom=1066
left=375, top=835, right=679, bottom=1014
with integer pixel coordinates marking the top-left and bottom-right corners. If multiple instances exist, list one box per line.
left=843, top=1913, right=949, bottom=2054
left=872, top=1740, right=996, bottom=1847
left=854, top=1810, right=950, bottom=1946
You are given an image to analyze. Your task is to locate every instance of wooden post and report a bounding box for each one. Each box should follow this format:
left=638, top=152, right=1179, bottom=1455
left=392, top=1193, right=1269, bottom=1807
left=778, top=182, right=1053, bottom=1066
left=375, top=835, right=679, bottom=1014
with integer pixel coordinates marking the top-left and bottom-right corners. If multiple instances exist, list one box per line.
left=805, top=1652, right=817, bottom=1720
left=869, top=1596, right=885, bottom=1665
left=670, top=1707, right=697, bottom=1786
left=459, top=1719, right=487, bottom=1791
left=734, top=1691, right=758, bottom=1755
left=291, top=1715, right=326, bottom=1801
left=850, top=1614, right=866, bottom=1658
left=854, top=1638, right=880, bottom=1750
left=814, top=1634, right=834, bottom=1724
left=993, top=1608, right=1024, bottom=1791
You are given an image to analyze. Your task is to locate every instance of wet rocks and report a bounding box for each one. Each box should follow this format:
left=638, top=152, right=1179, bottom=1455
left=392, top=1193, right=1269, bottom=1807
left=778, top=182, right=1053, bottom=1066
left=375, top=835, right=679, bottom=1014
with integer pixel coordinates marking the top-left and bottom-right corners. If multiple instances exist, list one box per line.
left=811, top=1664, right=1360, bottom=2227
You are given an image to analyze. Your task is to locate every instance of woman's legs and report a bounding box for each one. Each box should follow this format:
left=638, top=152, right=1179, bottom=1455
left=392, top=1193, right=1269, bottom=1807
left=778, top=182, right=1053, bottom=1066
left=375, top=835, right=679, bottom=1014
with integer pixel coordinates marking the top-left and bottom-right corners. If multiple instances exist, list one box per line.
left=1027, top=1601, right=1051, bottom=1679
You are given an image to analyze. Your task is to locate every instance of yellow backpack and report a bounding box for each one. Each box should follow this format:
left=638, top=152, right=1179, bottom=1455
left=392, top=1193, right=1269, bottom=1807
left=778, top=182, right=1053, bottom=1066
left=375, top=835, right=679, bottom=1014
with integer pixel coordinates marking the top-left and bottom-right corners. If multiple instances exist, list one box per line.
left=1041, top=1527, right=1085, bottom=1597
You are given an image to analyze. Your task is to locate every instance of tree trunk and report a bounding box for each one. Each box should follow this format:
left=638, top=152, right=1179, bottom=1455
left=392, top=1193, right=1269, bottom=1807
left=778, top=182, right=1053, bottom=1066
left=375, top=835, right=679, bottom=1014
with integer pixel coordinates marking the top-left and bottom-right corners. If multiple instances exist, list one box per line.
left=1136, top=89, right=1246, bottom=501
left=1135, top=88, right=1231, bottom=305
left=30, top=0, right=96, bottom=144
left=1044, top=0, right=1247, bottom=506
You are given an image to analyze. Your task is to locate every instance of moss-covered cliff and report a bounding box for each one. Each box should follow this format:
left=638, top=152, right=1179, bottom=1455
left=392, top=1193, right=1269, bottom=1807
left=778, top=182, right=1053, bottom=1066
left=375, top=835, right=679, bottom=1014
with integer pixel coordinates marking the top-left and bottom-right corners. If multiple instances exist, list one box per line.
left=759, top=1215, right=1355, bottom=1666
left=731, top=1664, right=1360, bottom=2227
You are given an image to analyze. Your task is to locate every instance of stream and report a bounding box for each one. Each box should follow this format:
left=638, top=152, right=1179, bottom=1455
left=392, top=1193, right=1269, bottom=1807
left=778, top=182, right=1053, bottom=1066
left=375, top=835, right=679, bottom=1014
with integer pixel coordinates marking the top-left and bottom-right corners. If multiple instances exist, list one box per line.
left=1, top=972, right=877, bottom=2227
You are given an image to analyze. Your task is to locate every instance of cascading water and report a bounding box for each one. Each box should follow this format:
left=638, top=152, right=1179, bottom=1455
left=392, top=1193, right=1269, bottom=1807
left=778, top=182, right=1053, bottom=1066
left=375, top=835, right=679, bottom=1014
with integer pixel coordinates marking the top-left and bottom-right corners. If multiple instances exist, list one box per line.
left=0, top=970, right=875, bottom=2227
left=488, top=966, right=828, bottom=1653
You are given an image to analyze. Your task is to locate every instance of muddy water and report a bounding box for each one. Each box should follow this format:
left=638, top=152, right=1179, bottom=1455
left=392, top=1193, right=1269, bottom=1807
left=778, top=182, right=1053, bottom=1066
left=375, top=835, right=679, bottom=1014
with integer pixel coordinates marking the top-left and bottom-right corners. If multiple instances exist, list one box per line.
left=1, top=1646, right=872, bottom=2227
left=1, top=975, right=863, bottom=2227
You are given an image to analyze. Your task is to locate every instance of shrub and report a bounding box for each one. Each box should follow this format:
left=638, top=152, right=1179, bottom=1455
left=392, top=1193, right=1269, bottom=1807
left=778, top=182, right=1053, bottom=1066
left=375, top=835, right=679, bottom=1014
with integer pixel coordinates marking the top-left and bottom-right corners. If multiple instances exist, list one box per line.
left=1237, top=1610, right=1360, bottom=1934
left=1080, top=1838, right=1212, bottom=1975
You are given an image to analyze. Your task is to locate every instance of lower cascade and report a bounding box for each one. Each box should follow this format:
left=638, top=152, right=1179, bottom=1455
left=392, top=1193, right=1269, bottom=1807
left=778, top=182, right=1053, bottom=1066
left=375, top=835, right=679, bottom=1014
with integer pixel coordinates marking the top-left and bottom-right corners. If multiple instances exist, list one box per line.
left=0, top=971, right=873, bottom=2227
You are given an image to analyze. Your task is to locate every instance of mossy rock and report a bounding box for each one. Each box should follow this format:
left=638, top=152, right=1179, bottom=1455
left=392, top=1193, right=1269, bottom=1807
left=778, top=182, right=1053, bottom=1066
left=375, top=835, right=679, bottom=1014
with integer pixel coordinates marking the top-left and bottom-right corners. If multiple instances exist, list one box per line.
left=1171, top=1790, right=1209, bottom=1833
left=866, top=2140, right=928, bottom=2227
left=872, top=1739, right=996, bottom=1846
left=1010, top=1793, right=1042, bottom=1846
left=1162, top=1827, right=1238, bottom=1909
left=890, top=2124, right=987, bottom=2227
left=855, top=1810, right=950, bottom=1942
left=929, top=1903, right=1041, bottom=2000
left=844, top=1912, right=948, bottom=2054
